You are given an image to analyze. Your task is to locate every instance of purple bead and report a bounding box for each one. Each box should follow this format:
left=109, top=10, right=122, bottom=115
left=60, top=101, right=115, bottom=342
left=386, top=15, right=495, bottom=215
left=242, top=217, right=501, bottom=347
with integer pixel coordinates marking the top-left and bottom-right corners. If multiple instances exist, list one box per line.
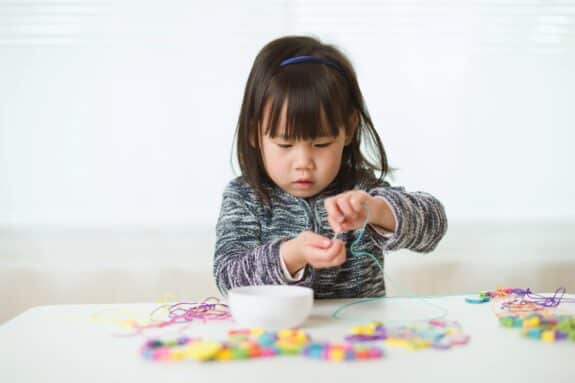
left=555, top=331, right=568, bottom=340
left=345, top=333, right=387, bottom=342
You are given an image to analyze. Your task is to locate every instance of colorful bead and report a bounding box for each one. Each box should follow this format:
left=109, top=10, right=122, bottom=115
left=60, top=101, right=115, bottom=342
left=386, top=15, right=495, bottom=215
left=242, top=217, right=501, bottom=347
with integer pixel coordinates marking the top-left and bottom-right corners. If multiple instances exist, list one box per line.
left=302, top=342, right=383, bottom=361
left=465, top=296, right=490, bottom=304
left=500, top=316, right=514, bottom=328
left=347, top=320, right=469, bottom=351
left=541, top=330, right=555, bottom=342
left=525, top=328, right=542, bottom=339
left=185, top=342, right=222, bottom=361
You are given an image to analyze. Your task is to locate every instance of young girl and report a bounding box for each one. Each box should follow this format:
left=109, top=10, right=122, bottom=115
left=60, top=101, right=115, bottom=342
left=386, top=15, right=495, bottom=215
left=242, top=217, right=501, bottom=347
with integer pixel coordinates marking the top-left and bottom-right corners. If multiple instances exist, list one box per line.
left=214, top=36, right=447, bottom=298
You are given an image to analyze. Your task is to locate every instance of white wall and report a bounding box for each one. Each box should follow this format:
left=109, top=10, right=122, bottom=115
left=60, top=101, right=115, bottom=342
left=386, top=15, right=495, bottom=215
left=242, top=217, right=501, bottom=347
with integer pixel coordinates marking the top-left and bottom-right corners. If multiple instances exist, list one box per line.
left=2, top=1, right=575, bottom=324
left=2, top=0, right=574, bottom=230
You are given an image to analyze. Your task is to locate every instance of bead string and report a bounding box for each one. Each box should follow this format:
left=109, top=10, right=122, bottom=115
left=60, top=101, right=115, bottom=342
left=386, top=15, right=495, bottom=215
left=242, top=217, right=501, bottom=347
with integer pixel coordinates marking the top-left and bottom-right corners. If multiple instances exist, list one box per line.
left=331, top=204, right=449, bottom=323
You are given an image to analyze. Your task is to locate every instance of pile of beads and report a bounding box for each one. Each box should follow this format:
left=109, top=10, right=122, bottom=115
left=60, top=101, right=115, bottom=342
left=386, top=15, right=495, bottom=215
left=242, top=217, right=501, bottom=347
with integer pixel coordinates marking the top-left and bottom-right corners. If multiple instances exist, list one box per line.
left=345, top=320, right=470, bottom=350
left=499, top=313, right=575, bottom=342
left=142, top=327, right=384, bottom=362
left=228, top=328, right=310, bottom=355
left=142, top=333, right=283, bottom=362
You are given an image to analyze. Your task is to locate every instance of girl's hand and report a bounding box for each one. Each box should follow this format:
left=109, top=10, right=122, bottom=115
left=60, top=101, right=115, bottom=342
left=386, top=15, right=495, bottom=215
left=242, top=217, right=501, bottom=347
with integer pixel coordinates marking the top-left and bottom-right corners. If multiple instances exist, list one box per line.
left=324, top=190, right=373, bottom=233
left=280, top=231, right=346, bottom=273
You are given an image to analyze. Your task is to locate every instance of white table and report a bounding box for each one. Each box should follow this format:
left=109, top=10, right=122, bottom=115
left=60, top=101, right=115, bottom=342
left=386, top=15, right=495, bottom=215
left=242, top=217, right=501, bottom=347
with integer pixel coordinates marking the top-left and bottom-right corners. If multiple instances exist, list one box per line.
left=1, top=295, right=573, bottom=383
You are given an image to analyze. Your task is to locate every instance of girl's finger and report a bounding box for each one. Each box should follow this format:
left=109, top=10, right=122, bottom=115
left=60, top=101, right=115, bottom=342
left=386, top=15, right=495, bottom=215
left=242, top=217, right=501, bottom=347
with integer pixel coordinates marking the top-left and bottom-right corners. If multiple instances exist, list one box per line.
left=305, top=249, right=334, bottom=267
left=349, top=194, right=366, bottom=215
left=336, top=197, right=355, bottom=220
left=324, top=197, right=345, bottom=224
left=324, top=240, right=343, bottom=260
left=305, top=240, right=340, bottom=264
left=327, top=246, right=347, bottom=267
left=303, top=232, right=332, bottom=248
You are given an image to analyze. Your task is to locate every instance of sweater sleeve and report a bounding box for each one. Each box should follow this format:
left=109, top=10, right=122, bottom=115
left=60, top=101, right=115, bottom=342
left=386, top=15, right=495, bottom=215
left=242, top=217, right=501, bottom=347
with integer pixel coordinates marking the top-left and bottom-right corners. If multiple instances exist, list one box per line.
left=213, top=181, right=312, bottom=295
left=367, top=185, right=448, bottom=253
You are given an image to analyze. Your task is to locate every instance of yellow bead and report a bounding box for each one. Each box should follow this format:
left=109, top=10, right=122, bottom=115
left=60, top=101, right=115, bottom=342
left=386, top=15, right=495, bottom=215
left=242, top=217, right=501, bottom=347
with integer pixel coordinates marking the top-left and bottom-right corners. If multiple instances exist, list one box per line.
left=541, top=330, right=555, bottom=342
left=278, top=329, right=294, bottom=339
left=329, top=348, right=345, bottom=361
left=352, top=325, right=375, bottom=336
left=250, top=328, right=264, bottom=337
left=184, top=342, right=222, bottom=361
left=294, top=332, right=308, bottom=344
left=408, top=339, right=432, bottom=350
left=523, top=317, right=541, bottom=329
left=385, top=338, right=410, bottom=348
left=276, top=340, right=302, bottom=354
left=213, top=348, right=233, bottom=361
left=171, top=350, right=186, bottom=360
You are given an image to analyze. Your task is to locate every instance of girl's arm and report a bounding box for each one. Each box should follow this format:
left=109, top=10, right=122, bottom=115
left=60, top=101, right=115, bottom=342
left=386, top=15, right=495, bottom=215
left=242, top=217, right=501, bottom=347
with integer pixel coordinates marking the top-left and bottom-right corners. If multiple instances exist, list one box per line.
left=367, top=185, right=448, bottom=253
left=213, top=180, right=313, bottom=295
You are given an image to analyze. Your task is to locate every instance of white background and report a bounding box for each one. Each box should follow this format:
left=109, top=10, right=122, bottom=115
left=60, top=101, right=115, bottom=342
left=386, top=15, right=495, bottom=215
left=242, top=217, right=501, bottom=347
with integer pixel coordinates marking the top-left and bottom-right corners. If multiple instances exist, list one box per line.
left=2, top=0, right=574, bottom=230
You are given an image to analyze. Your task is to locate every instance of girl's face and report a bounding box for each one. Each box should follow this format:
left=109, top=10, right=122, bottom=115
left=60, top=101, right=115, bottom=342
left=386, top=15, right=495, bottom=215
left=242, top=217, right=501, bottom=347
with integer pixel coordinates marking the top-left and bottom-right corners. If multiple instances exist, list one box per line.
left=259, top=102, right=349, bottom=198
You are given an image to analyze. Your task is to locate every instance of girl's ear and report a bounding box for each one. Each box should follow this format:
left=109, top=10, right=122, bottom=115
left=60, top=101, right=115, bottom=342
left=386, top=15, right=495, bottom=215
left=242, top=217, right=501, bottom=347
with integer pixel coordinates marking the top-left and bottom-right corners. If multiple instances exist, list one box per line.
left=345, top=112, right=360, bottom=145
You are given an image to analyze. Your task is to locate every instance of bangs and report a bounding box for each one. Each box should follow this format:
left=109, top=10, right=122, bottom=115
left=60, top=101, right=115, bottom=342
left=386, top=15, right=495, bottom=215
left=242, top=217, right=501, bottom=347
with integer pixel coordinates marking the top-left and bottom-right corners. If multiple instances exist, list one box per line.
left=261, top=64, right=350, bottom=140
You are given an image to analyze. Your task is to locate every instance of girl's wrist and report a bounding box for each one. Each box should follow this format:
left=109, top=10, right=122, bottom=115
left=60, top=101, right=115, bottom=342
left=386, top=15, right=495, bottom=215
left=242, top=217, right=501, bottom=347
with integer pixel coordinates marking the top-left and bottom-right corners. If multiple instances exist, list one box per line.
left=280, top=238, right=307, bottom=275
left=367, top=195, right=395, bottom=231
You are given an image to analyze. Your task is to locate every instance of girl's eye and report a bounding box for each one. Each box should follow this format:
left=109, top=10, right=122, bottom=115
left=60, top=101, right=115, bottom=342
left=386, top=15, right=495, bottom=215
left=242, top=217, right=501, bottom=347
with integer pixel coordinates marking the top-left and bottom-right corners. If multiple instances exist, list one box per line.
left=314, top=142, right=332, bottom=148
left=277, top=144, right=293, bottom=148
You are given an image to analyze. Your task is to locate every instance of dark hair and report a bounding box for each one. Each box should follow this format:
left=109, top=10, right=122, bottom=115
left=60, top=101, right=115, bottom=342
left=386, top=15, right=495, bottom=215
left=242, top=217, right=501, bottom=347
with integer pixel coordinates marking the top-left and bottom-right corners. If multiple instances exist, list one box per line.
left=234, top=36, right=389, bottom=203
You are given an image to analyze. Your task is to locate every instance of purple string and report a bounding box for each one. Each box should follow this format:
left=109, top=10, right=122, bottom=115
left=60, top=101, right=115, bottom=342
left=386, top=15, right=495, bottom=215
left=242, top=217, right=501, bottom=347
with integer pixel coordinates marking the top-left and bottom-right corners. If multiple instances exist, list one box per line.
left=115, top=297, right=232, bottom=334
left=500, top=287, right=575, bottom=310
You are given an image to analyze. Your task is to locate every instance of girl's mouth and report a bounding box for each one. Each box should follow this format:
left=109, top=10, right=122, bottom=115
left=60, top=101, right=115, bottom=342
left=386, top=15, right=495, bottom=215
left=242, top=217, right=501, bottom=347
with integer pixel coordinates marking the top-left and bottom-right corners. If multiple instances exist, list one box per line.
left=294, top=180, right=313, bottom=189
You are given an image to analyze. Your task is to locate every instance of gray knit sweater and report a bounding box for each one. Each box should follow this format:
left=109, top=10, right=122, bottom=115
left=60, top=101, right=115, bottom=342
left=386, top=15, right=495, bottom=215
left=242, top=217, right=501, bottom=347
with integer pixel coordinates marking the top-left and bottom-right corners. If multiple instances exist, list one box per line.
left=214, top=176, right=447, bottom=298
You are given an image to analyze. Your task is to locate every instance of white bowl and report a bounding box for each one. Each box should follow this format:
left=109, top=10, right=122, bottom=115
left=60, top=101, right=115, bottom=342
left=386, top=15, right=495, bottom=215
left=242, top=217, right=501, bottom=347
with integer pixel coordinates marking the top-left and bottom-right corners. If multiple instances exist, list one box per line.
left=227, top=285, right=314, bottom=329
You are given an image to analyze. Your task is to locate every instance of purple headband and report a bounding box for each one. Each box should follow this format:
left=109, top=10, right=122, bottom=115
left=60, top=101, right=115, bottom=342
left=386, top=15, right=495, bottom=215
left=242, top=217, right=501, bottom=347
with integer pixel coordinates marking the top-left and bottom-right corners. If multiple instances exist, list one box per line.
left=279, top=55, right=346, bottom=78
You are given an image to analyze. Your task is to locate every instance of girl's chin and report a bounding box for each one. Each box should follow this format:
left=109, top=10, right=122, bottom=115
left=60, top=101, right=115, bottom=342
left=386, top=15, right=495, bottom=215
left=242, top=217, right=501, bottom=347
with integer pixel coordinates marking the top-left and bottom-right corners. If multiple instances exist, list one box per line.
left=286, top=187, right=320, bottom=198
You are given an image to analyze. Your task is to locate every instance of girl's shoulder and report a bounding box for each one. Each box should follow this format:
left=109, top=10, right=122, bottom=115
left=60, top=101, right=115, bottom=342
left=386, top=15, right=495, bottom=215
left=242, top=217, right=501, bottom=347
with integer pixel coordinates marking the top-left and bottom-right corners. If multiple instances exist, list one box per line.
left=224, top=176, right=257, bottom=199
left=222, top=177, right=274, bottom=218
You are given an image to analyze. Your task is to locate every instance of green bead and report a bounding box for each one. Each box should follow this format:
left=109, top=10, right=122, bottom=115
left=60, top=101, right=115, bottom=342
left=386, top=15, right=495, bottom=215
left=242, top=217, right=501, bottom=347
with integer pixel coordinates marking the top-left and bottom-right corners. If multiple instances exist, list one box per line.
left=231, top=347, right=249, bottom=359
left=499, top=317, right=514, bottom=328
left=163, top=339, right=179, bottom=347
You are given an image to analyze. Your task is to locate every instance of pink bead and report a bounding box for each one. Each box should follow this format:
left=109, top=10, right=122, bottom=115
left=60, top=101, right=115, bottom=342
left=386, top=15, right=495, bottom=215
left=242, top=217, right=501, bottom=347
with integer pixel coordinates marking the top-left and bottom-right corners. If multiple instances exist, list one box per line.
left=368, top=349, right=382, bottom=358
left=449, top=334, right=470, bottom=346
left=429, top=320, right=446, bottom=328
left=260, top=348, right=277, bottom=357
left=152, top=347, right=170, bottom=361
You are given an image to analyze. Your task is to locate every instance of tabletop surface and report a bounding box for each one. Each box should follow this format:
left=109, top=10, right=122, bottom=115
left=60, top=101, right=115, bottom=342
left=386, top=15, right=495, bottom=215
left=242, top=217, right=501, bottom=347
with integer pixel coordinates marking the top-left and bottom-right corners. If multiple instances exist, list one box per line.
left=1, top=295, right=573, bottom=383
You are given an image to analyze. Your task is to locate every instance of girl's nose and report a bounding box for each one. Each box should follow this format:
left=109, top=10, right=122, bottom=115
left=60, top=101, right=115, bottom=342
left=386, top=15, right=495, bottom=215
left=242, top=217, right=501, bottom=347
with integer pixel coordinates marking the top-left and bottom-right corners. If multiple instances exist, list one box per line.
left=294, top=146, right=314, bottom=170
